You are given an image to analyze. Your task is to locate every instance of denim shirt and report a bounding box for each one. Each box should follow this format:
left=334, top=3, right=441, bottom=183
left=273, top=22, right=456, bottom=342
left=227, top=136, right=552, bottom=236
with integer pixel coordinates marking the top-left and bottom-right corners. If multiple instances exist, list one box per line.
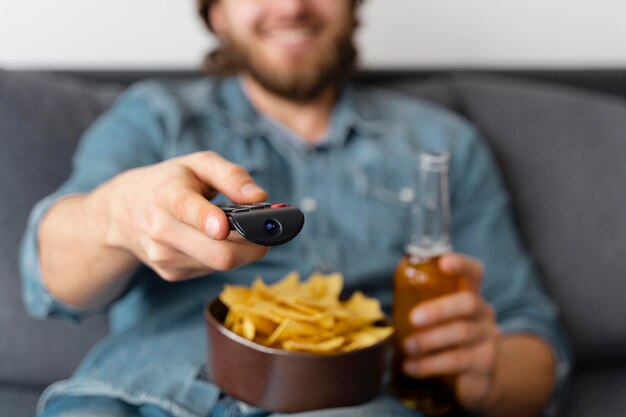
left=20, top=77, right=572, bottom=417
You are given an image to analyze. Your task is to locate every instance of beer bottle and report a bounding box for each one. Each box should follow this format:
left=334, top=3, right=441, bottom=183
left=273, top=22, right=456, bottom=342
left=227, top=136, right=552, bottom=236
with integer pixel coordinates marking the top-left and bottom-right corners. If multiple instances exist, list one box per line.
left=391, top=152, right=463, bottom=416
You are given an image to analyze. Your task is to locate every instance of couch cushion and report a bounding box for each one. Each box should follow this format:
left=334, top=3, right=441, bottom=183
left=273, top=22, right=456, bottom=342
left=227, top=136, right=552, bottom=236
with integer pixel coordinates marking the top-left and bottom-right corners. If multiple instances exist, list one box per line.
left=560, top=366, right=626, bottom=417
left=450, top=74, right=626, bottom=365
left=375, top=75, right=458, bottom=110
left=0, top=384, right=43, bottom=417
left=0, top=70, right=121, bottom=386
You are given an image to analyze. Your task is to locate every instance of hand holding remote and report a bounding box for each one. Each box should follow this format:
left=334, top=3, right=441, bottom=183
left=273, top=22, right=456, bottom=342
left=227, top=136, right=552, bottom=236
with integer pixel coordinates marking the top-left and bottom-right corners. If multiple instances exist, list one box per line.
left=101, top=151, right=273, bottom=282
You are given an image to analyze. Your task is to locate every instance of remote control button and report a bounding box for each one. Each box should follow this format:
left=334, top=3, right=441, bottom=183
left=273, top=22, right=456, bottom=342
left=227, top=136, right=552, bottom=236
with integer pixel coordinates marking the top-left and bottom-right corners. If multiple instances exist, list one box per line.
left=270, top=203, right=288, bottom=208
left=221, top=207, right=236, bottom=213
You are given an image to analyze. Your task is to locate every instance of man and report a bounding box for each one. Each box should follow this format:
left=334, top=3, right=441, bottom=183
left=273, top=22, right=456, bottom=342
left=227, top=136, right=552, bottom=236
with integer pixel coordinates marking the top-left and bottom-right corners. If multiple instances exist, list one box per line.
left=21, top=1, right=571, bottom=416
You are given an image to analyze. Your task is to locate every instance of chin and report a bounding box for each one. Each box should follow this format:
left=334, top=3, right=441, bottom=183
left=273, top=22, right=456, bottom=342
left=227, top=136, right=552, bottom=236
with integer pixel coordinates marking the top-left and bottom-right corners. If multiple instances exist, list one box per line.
left=264, top=49, right=322, bottom=66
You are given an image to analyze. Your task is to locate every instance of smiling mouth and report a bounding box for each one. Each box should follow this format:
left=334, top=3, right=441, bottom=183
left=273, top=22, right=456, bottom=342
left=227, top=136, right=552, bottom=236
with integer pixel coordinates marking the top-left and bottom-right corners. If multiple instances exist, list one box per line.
left=263, top=27, right=319, bottom=45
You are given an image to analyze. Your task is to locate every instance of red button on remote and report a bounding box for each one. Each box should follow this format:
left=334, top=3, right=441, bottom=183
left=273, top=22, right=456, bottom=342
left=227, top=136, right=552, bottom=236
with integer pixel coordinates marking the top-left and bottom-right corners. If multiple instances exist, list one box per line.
left=270, top=203, right=287, bottom=208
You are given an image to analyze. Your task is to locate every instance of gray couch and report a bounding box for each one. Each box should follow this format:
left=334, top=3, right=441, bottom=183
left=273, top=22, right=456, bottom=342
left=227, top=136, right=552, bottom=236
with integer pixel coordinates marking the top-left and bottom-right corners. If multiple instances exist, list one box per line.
left=1, top=69, right=625, bottom=417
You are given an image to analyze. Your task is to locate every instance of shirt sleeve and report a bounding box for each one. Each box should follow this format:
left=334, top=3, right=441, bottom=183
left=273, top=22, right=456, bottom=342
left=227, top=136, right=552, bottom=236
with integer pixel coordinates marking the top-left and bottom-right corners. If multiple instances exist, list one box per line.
left=449, top=127, right=573, bottom=417
left=19, top=82, right=168, bottom=323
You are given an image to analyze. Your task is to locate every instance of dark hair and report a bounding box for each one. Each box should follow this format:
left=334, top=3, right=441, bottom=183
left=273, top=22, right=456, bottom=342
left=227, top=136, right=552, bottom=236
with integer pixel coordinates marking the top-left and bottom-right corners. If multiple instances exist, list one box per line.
left=196, top=0, right=216, bottom=32
left=196, top=0, right=363, bottom=76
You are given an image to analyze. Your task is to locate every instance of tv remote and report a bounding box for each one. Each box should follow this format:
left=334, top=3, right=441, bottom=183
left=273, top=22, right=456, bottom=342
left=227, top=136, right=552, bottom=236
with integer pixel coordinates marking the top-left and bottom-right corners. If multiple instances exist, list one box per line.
left=219, top=203, right=305, bottom=246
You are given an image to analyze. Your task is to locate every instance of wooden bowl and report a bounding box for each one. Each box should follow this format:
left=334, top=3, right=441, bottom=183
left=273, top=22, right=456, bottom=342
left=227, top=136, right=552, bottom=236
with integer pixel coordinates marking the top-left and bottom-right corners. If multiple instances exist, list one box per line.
left=204, top=297, right=391, bottom=413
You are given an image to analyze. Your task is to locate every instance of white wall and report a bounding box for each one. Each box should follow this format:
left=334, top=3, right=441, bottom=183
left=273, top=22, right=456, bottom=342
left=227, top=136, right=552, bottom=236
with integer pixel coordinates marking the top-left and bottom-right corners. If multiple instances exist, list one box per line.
left=2, top=0, right=626, bottom=69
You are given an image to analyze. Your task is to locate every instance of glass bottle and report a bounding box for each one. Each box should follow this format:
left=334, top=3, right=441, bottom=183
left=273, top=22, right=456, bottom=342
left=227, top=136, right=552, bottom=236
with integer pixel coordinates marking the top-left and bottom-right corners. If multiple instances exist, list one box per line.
left=391, top=152, right=463, bottom=416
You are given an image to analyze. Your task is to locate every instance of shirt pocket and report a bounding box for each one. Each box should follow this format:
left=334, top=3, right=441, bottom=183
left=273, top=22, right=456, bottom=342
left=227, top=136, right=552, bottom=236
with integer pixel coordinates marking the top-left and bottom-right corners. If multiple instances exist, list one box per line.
left=349, top=161, right=415, bottom=251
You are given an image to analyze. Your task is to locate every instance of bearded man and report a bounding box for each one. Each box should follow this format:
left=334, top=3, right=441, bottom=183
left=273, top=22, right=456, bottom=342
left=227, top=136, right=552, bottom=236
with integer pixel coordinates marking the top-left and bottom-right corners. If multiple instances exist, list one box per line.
left=21, top=1, right=571, bottom=416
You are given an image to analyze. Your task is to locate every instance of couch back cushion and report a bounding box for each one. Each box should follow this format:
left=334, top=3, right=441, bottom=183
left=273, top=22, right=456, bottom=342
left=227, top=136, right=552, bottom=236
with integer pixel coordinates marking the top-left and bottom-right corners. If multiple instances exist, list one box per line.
left=3, top=69, right=625, bottom=385
left=450, top=75, right=626, bottom=365
left=0, top=70, right=120, bottom=386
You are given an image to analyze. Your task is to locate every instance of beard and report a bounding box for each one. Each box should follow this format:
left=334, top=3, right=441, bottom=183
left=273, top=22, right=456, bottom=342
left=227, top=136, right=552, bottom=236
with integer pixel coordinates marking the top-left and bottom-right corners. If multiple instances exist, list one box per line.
left=216, top=18, right=358, bottom=102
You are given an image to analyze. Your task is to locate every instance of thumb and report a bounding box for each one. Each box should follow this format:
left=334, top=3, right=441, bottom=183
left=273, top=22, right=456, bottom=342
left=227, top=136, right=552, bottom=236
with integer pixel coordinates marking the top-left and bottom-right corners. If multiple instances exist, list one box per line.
left=438, top=253, right=484, bottom=293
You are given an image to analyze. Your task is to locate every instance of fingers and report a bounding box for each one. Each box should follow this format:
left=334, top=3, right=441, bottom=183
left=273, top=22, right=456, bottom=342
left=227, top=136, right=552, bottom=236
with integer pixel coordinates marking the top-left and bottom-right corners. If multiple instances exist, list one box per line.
left=163, top=152, right=267, bottom=240
left=136, top=230, right=212, bottom=280
left=409, top=291, right=493, bottom=327
left=403, top=341, right=498, bottom=378
left=176, top=226, right=270, bottom=272
left=177, top=151, right=267, bottom=204
left=402, top=291, right=501, bottom=381
left=161, top=221, right=269, bottom=276
left=402, top=308, right=500, bottom=379
left=142, top=231, right=269, bottom=282
left=404, top=319, right=489, bottom=356
left=167, top=190, right=231, bottom=240
left=438, top=253, right=483, bottom=293
left=138, top=206, right=269, bottom=280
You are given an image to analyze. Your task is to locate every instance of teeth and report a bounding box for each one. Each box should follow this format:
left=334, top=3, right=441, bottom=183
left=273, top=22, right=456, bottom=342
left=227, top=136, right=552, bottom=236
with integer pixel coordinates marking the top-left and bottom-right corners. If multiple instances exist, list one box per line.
left=268, top=29, right=313, bottom=44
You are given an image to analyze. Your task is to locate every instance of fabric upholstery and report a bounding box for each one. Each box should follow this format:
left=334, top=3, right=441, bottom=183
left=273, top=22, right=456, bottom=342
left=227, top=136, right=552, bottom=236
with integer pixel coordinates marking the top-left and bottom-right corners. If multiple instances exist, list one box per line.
left=2, top=69, right=626, bottom=417
left=0, top=70, right=119, bottom=385
left=450, top=74, right=626, bottom=365
left=0, top=385, right=43, bottom=417
left=375, top=75, right=458, bottom=111
left=561, top=366, right=626, bottom=417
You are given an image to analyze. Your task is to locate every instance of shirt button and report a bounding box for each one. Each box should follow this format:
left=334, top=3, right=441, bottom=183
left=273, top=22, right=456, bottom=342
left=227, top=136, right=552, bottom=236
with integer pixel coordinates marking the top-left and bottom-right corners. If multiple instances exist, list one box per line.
left=300, top=197, right=318, bottom=213
left=398, top=187, right=415, bottom=203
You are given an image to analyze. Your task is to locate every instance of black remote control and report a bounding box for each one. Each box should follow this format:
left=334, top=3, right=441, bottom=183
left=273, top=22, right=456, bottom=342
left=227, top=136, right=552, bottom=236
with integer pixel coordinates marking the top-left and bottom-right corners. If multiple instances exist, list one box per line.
left=219, top=203, right=305, bottom=246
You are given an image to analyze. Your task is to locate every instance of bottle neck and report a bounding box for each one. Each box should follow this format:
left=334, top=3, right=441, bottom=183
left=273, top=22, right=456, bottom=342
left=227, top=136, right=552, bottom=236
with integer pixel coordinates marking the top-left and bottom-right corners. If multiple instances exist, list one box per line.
left=407, top=153, right=451, bottom=258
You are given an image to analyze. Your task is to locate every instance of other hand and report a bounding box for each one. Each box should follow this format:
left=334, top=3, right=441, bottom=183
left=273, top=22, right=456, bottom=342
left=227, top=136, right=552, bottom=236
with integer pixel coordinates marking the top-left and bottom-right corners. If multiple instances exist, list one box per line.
left=402, top=253, right=502, bottom=412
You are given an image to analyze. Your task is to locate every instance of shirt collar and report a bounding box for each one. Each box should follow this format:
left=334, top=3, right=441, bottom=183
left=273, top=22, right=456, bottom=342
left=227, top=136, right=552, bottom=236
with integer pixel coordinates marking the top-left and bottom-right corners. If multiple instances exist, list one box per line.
left=329, top=82, right=388, bottom=146
left=203, top=76, right=386, bottom=146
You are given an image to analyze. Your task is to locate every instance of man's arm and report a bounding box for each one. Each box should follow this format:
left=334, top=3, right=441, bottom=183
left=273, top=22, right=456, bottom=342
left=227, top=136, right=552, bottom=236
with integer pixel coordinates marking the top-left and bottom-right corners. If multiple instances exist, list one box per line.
left=38, top=152, right=269, bottom=312
left=38, top=191, right=139, bottom=311
left=483, top=334, right=556, bottom=417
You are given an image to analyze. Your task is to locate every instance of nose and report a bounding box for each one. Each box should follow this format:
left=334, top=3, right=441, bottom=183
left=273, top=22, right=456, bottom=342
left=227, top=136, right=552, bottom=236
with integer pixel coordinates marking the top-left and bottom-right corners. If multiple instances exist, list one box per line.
left=271, top=0, right=309, bottom=18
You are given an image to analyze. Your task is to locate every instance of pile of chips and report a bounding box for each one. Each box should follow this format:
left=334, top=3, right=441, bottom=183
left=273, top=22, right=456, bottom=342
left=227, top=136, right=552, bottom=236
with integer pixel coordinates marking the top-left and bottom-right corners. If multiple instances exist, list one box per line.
left=219, top=272, right=393, bottom=354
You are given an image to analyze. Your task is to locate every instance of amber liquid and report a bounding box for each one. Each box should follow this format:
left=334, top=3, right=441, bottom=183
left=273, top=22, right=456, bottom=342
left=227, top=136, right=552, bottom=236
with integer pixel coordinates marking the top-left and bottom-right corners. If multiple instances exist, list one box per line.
left=391, top=253, right=463, bottom=416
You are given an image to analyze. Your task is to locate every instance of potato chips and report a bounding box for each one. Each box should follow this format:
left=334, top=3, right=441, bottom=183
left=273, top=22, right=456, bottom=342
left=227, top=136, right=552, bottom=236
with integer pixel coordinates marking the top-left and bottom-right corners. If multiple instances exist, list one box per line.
left=219, top=272, right=393, bottom=354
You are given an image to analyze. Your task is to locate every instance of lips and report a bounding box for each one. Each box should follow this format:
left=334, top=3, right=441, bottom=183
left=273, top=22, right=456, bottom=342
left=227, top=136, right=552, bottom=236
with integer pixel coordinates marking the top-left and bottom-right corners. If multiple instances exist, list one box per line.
left=266, top=28, right=315, bottom=44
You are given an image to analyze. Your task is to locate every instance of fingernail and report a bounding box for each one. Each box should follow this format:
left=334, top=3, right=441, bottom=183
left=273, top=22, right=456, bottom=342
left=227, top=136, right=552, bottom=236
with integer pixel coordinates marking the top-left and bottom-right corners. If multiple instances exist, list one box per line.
left=411, top=309, right=428, bottom=326
left=206, top=216, right=220, bottom=238
left=441, top=256, right=462, bottom=273
left=240, top=183, right=265, bottom=197
left=403, top=362, right=419, bottom=376
left=404, top=339, right=420, bottom=354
